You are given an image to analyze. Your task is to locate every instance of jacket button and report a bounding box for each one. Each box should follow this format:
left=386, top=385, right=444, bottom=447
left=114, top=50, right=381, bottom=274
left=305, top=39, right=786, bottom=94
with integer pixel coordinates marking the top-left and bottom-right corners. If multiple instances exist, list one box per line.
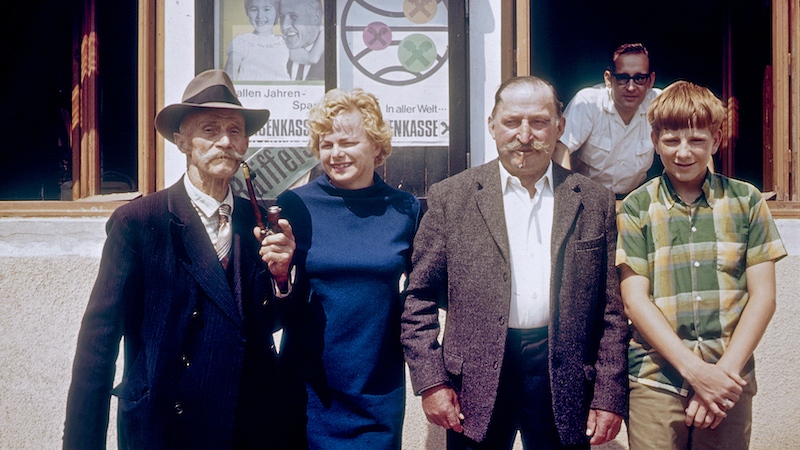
left=263, top=298, right=269, bottom=308
left=503, top=272, right=508, bottom=282
left=174, top=403, right=183, bottom=415
left=180, top=355, right=190, bottom=368
left=191, top=309, right=199, bottom=319
left=493, top=361, right=499, bottom=370
left=499, top=317, right=505, bottom=325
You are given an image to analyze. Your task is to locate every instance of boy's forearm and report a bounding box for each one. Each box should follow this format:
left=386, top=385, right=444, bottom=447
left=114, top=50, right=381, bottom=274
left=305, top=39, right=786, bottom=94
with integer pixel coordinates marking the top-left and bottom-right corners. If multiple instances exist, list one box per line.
left=620, top=267, right=704, bottom=377
left=716, top=261, right=776, bottom=375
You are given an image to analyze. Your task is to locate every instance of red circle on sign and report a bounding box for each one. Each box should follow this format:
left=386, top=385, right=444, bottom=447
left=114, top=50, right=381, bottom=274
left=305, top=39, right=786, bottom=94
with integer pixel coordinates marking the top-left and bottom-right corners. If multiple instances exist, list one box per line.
left=363, top=22, right=392, bottom=51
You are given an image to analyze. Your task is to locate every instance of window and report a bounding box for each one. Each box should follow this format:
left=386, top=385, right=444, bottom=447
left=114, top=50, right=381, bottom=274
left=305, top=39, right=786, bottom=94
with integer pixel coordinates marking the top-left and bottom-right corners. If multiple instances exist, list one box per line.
left=0, top=0, right=158, bottom=216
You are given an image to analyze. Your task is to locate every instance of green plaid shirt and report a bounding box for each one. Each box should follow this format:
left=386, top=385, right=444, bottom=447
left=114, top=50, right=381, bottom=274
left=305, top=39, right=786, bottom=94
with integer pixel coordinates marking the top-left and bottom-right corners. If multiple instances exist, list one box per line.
left=616, top=171, right=786, bottom=396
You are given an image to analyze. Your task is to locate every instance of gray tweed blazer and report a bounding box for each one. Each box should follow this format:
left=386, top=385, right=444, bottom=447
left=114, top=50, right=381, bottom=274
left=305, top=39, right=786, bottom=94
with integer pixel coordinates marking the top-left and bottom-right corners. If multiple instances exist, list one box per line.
left=401, top=161, right=628, bottom=445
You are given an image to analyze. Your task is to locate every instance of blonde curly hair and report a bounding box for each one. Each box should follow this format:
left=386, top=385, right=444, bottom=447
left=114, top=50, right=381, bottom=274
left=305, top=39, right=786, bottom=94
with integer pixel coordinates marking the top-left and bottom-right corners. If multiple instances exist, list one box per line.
left=307, top=88, right=393, bottom=166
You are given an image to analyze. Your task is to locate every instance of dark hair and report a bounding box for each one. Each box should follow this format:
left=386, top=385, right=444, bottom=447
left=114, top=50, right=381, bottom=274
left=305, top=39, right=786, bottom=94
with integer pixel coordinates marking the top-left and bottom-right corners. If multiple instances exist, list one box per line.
left=490, top=76, right=563, bottom=119
left=609, top=43, right=651, bottom=73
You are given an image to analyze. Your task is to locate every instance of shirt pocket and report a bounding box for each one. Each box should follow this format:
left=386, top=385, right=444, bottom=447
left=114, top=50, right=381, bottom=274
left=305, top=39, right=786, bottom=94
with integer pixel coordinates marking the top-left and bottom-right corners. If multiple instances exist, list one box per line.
left=716, top=232, right=747, bottom=278
left=576, top=234, right=604, bottom=252
left=633, top=139, right=655, bottom=171
left=580, top=134, right=612, bottom=168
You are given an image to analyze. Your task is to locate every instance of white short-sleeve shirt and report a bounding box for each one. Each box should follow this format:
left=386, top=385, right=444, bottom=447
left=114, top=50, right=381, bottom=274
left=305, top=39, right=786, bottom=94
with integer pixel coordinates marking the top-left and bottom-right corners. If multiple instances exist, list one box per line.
left=561, top=84, right=661, bottom=195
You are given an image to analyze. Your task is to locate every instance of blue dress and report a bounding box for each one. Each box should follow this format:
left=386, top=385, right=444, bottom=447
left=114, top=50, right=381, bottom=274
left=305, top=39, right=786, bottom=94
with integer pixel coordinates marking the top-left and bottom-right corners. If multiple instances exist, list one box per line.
left=278, top=174, right=420, bottom=450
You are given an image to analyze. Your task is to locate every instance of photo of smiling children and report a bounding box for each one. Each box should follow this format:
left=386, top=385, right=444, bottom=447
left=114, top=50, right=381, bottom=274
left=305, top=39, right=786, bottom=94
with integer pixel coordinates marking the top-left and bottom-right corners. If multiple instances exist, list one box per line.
left=225, top=0, right=291, bottom=81
left=223, top=0, right=325, bottom=82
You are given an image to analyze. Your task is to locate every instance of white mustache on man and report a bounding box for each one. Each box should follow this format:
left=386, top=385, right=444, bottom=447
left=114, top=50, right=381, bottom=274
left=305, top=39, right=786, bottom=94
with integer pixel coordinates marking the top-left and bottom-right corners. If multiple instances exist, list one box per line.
left=501, top=138, right=551, bottom=168
left=195, top=147, right=246, bottom=165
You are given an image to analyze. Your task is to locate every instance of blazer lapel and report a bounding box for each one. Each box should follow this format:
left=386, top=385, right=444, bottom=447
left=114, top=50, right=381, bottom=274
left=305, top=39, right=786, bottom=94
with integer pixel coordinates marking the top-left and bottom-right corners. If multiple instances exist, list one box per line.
left=550, top=164, right=582, bottom=269
left=168, top=180, right=244, bottom=331
left=474, top=161, right=511, bottom=263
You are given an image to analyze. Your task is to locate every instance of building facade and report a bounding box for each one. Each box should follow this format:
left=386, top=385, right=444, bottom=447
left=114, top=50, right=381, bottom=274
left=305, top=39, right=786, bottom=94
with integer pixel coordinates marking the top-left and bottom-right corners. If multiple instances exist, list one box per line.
left=1, top=1, right=798, bottom=448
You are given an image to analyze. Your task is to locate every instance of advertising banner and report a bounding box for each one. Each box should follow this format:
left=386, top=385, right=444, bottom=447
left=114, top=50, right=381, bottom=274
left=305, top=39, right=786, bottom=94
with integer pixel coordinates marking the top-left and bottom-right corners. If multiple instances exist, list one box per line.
left=337, top=0, right=450, bottom=147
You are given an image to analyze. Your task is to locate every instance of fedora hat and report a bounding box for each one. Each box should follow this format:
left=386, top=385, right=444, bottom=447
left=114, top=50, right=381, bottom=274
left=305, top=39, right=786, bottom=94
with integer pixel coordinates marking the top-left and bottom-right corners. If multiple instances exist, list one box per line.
left=155, top=69, right=270, bottom=143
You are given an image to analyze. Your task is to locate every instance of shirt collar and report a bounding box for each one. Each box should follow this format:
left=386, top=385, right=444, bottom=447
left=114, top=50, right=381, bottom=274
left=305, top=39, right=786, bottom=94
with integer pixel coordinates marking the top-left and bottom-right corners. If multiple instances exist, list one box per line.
left=183, top=175, right=234, bottom=219
left=658, top=170, right=716, bottom=209
left=602, top=85, right=617, bottom=115
left=498, top=160, right=553, bottom=196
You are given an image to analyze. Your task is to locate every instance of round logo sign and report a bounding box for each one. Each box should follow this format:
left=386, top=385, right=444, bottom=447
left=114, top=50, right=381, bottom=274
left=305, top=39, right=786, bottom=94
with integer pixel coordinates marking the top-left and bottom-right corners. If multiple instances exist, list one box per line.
left=397, top=34, right=437, bottom=73
left=363, top=22, right=392, bottom=51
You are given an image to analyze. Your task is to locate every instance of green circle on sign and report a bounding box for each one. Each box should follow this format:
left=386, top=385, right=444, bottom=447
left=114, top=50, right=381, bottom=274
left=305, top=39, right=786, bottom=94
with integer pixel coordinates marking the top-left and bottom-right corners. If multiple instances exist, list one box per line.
left=397, top=34, right=437, bottom=73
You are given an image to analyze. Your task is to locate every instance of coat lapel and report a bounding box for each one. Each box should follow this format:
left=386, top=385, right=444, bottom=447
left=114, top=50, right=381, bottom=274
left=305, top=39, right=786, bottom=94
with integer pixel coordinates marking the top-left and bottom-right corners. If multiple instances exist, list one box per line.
left=474, top=162, right=511, bottom=263
left=168, top=180, right=244, bottom=331
left=550, top=164, right=582, bottom=274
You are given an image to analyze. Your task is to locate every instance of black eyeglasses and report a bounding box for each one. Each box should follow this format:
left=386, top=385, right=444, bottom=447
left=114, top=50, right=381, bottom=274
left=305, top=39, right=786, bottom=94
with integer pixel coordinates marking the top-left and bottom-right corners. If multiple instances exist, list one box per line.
left=612, top=73, right=650, bottom=86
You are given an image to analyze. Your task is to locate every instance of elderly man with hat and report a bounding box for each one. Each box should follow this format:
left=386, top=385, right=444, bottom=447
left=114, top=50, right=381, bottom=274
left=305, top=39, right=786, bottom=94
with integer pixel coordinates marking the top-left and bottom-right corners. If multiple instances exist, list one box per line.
left=63, top=70, right=307, bottom=450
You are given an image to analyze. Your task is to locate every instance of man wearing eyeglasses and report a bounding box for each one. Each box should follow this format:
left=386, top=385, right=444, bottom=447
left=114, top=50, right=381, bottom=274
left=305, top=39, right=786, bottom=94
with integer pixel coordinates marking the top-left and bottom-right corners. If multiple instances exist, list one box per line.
left=554, top=43, right=661, bottom=196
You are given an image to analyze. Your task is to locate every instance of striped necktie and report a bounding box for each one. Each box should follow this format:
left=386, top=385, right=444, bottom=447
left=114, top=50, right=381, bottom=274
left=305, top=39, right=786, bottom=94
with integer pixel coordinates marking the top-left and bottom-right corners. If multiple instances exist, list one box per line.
left=216, top=204, right=232, bottom=263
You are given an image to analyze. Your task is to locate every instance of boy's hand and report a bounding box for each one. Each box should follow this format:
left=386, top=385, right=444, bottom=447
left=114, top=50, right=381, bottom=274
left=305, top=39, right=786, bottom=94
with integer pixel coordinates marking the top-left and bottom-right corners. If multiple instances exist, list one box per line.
left=685, top=394, right=725, bottom=429
left=685, top=361, right=745, bottom=418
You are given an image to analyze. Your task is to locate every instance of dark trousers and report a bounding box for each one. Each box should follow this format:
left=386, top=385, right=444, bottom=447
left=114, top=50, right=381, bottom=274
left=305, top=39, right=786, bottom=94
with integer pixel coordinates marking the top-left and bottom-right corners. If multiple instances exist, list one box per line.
left=447, top=327, right=588, bottom=450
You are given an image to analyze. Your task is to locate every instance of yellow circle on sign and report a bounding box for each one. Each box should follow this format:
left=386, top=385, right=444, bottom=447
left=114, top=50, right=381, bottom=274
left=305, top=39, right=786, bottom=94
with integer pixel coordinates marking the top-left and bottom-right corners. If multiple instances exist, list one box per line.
left=403, top=0, right=438, bottom=24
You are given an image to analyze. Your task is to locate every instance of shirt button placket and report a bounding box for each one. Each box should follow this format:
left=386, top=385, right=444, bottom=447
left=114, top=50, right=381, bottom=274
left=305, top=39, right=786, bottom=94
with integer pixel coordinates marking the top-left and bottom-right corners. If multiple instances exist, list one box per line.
left=688, top=208, right=702, bottom=342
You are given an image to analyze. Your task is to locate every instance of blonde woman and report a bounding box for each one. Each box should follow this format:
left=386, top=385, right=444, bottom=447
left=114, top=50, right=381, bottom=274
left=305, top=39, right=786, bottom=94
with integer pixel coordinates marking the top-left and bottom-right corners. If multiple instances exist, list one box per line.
left=278, top=88, right=420, bottom=449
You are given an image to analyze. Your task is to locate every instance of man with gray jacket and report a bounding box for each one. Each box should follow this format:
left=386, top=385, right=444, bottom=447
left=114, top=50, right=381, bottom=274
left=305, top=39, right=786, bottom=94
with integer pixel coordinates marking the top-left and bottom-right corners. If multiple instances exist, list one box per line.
left=402, top=76, right=628, bottom=449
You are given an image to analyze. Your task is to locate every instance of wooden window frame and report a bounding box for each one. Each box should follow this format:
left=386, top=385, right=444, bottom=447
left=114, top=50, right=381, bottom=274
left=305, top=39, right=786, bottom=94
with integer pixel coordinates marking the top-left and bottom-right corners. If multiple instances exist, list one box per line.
left=0, top=0, right=162, bottom=218
left=502, top=0, right=799, bottom=218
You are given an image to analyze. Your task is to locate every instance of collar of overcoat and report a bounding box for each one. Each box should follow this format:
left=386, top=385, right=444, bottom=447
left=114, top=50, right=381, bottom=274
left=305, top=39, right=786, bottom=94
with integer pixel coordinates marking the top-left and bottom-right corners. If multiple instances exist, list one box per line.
left=167, top=177, right=244, bottom=331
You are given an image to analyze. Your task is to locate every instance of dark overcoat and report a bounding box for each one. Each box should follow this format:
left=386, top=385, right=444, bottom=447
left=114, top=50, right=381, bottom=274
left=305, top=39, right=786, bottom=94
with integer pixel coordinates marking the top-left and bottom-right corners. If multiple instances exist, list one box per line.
left=401, top=161, right=628, bottom=445
left=63, top=179, right=303, bottom=450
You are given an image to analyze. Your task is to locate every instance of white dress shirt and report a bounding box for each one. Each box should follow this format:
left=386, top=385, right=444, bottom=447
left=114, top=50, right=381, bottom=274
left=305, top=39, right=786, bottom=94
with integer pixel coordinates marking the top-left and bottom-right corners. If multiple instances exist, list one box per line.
left=499, top=161, right=554, bottom=329
left=561, top=84, right=661, bottom=194
left=184, top=175, right=234, bottom=251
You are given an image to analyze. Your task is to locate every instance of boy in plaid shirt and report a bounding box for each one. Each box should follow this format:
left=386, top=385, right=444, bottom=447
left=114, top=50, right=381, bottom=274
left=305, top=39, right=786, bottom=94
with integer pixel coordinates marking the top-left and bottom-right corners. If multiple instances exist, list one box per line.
left=616, top=81, right=786, bottom=450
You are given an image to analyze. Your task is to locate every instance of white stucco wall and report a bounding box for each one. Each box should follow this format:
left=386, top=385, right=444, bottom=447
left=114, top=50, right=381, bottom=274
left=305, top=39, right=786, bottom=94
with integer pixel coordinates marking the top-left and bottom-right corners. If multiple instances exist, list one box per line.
left=163, top=0, right=197, bottom=188
left=470, top=0, right=502, bottom=166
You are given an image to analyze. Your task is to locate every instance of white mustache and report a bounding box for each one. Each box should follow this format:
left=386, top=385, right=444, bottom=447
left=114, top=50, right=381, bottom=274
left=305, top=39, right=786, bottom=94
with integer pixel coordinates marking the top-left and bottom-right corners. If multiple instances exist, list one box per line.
left=196, top=150, right=244, bottom=165
left=504, top=139, right=551, bottom=154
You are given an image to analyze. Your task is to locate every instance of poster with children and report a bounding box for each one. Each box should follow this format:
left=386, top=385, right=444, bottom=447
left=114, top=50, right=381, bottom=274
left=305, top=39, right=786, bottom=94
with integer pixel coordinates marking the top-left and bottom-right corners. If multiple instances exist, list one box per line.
left=217, top=0, right=326, bottom=197
left=218, top=0, right=325, bottom=83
